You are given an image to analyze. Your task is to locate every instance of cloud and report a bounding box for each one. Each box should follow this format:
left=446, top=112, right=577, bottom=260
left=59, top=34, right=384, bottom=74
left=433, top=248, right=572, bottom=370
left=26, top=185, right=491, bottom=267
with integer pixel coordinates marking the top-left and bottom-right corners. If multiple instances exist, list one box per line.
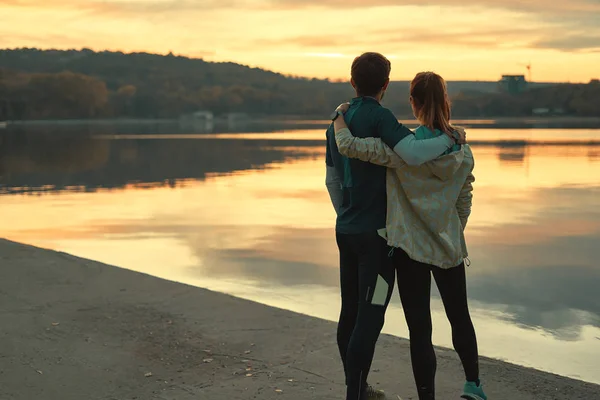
left=0, top=0, right=234, bottom=15
left=0, top=0, right=81, bottom=7
left=5, top=0, right=600, bottom=33
left=255, top=26, right=600, bottom=53
left=0, top=31, right=81, bottom=47
left=386, top=27, right=600, bottom=53
left=260, top=0, right=600, bottom=14
left=256, top=27, right=533, bottom=50
left=372, top=27, right=539, bottom=50
left=3, top=0, right=600, bottom=68
left=533, top=33, right=600, bottom=52
left=5, top=0, right=600, bottom=14
left=468, top=262, right=600, bottom=336
left=256, top=36, right=346, bottom=49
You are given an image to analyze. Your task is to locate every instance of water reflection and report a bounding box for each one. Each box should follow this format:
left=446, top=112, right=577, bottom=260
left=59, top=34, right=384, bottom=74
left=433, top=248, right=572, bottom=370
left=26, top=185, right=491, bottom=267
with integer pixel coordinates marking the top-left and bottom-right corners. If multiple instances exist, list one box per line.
left=1, top=127, right=599, bottom=383
left=0, top=129, right=322, bottom=194
left=497, top=146, right=527, bottom=165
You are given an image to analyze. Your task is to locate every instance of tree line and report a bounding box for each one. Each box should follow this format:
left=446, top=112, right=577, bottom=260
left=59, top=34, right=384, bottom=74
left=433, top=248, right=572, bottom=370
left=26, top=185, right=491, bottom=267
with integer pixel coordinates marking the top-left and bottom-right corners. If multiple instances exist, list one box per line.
left=0, top=48, right=598, bottom=120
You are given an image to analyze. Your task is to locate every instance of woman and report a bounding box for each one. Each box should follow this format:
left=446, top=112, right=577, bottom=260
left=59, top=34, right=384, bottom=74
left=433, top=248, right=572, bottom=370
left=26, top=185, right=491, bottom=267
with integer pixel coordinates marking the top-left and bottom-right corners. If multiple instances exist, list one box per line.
left=332, top=71, right=486, bottom=400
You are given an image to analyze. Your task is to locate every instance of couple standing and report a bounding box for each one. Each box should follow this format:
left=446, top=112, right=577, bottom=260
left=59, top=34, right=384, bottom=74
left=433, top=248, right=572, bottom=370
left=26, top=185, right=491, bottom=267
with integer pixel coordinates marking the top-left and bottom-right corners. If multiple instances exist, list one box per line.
left=325, top=52, right=487, bottom=400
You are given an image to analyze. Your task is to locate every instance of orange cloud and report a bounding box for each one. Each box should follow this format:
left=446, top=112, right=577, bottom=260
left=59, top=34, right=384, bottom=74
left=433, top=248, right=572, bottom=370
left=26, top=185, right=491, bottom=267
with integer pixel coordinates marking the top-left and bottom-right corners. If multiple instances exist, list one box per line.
left=263, top=0, right=600, bottom=17
left=254, top=25, right=600, bottom=53
left=4, top=0, right=600, bottom=13
left=2, top=0, right=600, bottom=81
left=534, top=33, right=600, bottom=52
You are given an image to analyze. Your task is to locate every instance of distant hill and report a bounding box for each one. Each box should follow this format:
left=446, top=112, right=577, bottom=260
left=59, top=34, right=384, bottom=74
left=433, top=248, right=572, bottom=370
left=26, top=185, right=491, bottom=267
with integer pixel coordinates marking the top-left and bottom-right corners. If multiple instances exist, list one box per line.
left=0, top=48, right=296, bottom=90
left=392, top=80, right=555, bottom=96
left=0, top=48, right=354, bottom=119
left=0, top=48, right=597, bottom=120
left=0, top=48, right=553, bottom=93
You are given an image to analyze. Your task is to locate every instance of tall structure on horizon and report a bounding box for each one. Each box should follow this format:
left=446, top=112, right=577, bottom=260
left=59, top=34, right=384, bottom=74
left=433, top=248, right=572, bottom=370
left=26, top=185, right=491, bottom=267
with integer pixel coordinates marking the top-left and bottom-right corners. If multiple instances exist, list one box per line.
left=498, top=75, right=528, bottom=94
left=519, top=62, right=532, bottom=82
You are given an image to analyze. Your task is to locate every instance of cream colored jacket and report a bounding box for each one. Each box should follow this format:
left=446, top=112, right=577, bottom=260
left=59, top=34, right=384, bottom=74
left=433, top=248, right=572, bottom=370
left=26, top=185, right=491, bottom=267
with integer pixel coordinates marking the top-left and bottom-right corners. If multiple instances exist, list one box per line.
left=335, top=128, right=475, bottom=269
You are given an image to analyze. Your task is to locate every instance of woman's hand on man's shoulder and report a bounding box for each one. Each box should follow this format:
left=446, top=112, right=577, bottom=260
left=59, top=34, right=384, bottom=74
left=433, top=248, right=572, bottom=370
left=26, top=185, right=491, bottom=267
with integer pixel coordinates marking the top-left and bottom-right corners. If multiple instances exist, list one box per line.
left=336, top=102, right=350, bottom=113
left=453, top=126, right=467, bottom=144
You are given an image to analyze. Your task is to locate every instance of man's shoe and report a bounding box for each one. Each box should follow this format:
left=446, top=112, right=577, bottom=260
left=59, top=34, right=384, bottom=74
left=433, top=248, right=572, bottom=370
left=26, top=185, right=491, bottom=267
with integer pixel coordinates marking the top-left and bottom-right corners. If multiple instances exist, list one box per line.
left=461, top=380, right=487, bottom=400
left=365, top=383, right=387, bottom=400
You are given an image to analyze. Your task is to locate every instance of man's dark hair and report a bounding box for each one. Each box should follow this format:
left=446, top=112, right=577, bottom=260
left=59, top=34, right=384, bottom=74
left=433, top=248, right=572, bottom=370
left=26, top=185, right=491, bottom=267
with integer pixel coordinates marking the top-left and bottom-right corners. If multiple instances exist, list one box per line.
left=351, top=52, right=391, bottom=97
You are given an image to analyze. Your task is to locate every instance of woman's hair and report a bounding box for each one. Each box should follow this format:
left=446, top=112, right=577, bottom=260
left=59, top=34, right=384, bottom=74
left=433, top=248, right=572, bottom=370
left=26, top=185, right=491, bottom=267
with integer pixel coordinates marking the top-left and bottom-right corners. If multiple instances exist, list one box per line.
left=409, top=71, right=454, bottom=136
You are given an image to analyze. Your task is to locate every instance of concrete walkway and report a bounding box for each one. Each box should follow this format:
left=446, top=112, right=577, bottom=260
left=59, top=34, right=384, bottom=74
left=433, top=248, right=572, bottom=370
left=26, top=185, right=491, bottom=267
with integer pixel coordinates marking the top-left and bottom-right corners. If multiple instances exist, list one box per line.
left=1, top=239, right=598, bottom=399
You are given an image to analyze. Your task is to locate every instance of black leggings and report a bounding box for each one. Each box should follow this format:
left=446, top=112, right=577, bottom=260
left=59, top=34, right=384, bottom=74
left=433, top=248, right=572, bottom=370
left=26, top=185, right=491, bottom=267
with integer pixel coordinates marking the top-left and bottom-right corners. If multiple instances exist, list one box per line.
left=394, top=248, right=479, bottom=400
left=336, top=231, right=396, bottom=400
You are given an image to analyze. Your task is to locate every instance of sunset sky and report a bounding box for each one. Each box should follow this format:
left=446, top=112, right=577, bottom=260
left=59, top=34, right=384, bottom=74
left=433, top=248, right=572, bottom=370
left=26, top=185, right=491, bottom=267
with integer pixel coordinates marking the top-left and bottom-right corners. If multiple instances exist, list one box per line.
left=1, top=0, right=599, bottom=82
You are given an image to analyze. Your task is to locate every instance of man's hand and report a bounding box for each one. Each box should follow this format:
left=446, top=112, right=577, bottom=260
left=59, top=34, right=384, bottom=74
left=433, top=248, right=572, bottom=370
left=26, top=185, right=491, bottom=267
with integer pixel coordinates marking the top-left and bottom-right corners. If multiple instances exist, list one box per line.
left=336, top=102, right=350, bottom=113
left=454, top=126, right=467, bottom=145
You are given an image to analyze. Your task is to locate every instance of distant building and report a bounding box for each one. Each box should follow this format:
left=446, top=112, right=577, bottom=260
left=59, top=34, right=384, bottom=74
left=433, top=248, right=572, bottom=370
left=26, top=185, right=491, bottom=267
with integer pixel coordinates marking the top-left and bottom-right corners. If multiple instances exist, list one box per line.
left=226, top=112, right=248, bottom=124
left=532, top=108, right=550, bottom=116
left=532, top=107, right=565, bottom=116
left=179, top=110, right=214, bottom=132
left=498, top=75, right=527, bottom=94
left=192, top=111, right=214, bottom=122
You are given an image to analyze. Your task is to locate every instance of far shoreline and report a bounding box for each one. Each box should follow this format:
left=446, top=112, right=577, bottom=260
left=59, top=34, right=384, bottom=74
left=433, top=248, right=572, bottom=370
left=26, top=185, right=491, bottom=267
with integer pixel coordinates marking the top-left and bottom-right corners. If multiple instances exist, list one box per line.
left=2, top=115, right=600, bottom=130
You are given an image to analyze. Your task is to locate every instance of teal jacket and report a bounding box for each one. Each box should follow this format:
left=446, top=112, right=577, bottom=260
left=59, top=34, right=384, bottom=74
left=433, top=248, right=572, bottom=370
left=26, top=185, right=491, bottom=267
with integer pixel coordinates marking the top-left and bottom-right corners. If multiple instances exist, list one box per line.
left=414, top=126, right=461, bottom=155
left=334, top=126, right=475, bottom=269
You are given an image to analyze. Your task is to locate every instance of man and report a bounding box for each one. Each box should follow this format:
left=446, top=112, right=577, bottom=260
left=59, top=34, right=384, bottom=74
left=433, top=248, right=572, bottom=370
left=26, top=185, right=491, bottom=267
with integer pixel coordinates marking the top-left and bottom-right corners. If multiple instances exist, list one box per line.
left=325, top=52, right=462, bottom=400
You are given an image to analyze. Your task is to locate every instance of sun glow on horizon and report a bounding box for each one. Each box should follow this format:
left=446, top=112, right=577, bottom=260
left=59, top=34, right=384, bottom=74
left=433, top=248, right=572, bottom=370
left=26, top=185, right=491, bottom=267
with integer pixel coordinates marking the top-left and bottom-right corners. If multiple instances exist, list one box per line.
left=1, top=1, right=599, bottom=82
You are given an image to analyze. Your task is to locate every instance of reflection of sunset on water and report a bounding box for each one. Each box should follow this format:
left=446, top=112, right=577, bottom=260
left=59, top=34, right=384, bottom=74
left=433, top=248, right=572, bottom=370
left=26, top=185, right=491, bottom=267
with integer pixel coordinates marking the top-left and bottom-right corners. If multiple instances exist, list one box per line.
left=1, top=130, right=599, bottom=383
left=97, top=128, right=600, bottom=143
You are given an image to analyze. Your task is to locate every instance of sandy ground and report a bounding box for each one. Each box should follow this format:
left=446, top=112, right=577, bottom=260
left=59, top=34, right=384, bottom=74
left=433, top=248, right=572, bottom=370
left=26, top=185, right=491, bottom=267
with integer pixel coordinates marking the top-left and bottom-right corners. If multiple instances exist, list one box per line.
left=1, top=238, right=598, bottom=400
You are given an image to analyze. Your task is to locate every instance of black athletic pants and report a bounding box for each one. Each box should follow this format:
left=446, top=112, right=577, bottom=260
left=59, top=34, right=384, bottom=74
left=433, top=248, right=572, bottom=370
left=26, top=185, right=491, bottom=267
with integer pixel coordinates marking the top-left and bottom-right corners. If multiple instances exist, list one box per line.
left=336, top=231, right=396, bottom=400
left=394, top=248, right=480, bottom=400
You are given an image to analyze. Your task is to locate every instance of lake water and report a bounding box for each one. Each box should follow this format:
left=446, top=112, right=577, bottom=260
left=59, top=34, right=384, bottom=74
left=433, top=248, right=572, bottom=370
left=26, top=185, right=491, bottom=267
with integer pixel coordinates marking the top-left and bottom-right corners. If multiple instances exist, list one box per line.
left=1, top=124, right=599, bottom=384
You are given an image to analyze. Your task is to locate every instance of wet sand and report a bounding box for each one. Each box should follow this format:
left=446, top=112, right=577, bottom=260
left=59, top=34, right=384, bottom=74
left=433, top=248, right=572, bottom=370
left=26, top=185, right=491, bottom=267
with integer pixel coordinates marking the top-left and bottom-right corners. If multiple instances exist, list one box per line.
left=1, top=238, right=598, bottom=400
